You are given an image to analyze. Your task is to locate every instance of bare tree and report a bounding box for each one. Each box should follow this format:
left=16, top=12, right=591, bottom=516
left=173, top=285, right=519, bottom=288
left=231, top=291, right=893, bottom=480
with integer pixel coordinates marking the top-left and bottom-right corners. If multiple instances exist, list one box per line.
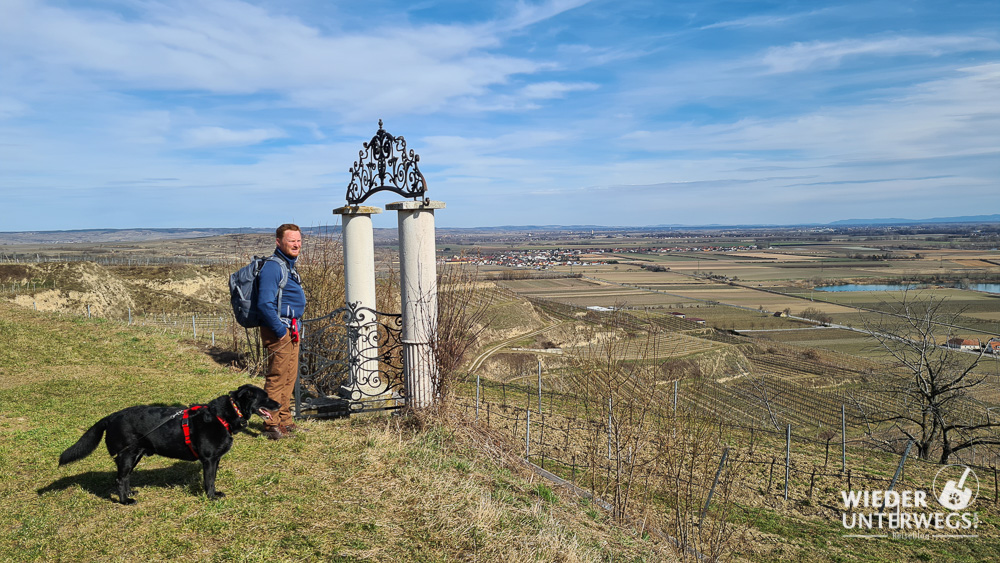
left=861, top=291, right=1000, bottom=463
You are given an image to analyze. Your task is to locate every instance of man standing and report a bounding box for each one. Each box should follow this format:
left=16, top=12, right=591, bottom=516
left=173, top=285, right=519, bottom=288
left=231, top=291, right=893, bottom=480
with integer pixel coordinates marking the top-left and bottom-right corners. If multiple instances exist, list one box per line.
left=256, top=224, right=307, bottom=440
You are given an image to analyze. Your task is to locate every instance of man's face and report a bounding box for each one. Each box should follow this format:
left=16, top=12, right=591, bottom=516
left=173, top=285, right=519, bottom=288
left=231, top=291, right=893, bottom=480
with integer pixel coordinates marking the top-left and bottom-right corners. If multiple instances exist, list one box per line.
left=277, top=230, right=302, bottom=258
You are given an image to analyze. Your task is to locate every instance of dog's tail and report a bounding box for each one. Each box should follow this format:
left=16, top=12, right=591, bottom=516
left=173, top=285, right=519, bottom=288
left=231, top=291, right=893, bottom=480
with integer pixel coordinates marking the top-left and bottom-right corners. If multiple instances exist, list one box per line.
left=59, top=416, right=110, bottom=466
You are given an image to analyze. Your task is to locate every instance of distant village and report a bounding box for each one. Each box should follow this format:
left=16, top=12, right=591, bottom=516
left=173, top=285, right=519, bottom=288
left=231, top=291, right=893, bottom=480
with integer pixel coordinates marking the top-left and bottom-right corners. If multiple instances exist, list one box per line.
left=948, top=337, right=1000, bottom=354
left=445, top=244, right=759, bottom=269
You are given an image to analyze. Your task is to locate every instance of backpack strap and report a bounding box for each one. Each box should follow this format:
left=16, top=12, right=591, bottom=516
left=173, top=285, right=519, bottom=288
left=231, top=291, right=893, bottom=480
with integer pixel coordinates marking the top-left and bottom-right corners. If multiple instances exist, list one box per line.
left=265, top=255, right=290, bottom=323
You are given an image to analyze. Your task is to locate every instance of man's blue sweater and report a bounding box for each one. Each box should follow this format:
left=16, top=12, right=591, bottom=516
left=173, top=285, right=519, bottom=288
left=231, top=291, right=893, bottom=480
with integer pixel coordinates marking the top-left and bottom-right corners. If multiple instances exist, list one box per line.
left=254, top=247, right=306, bottom=338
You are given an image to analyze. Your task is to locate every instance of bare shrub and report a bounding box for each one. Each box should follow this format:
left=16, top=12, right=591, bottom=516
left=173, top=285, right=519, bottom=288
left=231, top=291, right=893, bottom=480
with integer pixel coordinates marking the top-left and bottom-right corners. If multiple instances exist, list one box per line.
left=567, top=316, right=663, bottom=519
left=433, top=262, right=498, bottom=397
left=799, top=307, right=832, bottom=324
left=818, top=429, right=837, bottom=469
left=651, top=417, right=748, bottom=562
left=801, top=348, right=820, bottom=361
left=564, top=313, right=747, bottom=559
left=659, top=358, right=702, bottom=381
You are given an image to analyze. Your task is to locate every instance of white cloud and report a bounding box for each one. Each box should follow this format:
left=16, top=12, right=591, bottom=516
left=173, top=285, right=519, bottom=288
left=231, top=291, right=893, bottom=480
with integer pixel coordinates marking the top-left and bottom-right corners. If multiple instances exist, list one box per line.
left=182, top=126, right=286, bottom=147
left=0, top=0, right=546, bottom=117
left=520, top=81, right=599, bottom=99
left=758, top=36, right=999, bottom=74
left=1, top=1, right=999, bottom=229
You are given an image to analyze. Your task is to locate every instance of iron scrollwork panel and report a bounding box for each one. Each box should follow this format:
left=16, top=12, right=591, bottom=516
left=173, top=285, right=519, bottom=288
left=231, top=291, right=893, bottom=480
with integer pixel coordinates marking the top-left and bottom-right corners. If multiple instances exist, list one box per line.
left=347, top=120, right=428, bottom=205
left=298, top=303, right=404, bottom=414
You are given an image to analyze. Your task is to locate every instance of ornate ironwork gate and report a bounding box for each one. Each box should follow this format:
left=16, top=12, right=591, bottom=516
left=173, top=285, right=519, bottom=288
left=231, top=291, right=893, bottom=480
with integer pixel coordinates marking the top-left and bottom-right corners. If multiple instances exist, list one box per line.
left=294, top=303, right=406, bottom=418
left=293, top=119, right=438, bottom=417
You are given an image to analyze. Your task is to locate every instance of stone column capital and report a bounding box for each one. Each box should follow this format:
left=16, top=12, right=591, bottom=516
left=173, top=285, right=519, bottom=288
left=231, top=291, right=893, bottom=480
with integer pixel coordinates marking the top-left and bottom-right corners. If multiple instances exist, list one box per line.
left=333, top=205, right=383, bottom=216
left=385, top=200, right=446, bottom=211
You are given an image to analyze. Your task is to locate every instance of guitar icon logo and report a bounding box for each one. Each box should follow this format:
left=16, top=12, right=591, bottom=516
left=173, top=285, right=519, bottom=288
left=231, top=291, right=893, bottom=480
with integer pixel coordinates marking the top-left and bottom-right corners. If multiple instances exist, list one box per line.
left=934, top=465, right=978, bottom=511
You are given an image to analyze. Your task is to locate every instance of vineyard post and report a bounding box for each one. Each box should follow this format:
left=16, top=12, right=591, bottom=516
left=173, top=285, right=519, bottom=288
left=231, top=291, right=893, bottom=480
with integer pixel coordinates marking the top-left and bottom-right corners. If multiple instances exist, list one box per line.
left=128, top=307, right=132, bottom=326
left=526, top=409, right=530, bottom=460
left=993, top=466, right=997, bottom=505
left=699, top=447, right=729, bottom=527
left=842, top=404, right=847, bottom=472
left=673, top=380, right=678, bottom=414
left=785, top=424, right=791, bottom=501
left=767, top=456, right=775, bottom=493
left=881, top=440, right=913, bottom=512
left=608, top=396, right=613, bottom=460
left=476, top=371, right=480, bottom=422
left=537, top=359, right=542, bottom=415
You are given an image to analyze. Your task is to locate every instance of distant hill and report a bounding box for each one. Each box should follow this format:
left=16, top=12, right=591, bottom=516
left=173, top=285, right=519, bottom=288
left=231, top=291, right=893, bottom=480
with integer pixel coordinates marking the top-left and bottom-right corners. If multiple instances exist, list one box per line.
left=826, top=214, right=1000, bottom=226
left=2, top=213, right=999, bottom=244
left=0, top=227, right=272, bottom=245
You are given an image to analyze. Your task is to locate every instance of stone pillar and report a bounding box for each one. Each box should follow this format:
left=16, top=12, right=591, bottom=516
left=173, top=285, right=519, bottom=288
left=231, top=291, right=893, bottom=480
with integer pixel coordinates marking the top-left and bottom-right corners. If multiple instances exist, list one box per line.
left=332, top=205, right=383, bottom=399
left=385, top=200, right=445, bottom=408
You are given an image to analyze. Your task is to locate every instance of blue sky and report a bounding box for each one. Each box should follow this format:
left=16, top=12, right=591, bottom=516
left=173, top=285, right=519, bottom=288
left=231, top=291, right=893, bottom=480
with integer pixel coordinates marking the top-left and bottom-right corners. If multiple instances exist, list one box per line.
left=1, top=0, right=998, bottom=231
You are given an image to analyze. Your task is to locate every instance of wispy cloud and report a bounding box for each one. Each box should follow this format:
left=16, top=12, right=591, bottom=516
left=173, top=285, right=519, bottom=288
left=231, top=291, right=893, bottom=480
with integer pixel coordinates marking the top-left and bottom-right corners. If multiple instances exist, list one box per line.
left=699, top=9, right=827, bottom=31
left=758, top=35, right=999, bottom=74
left=1, top=0, right=999, bottom=229
left=0, top=0, right=547, bottom=117
left=501, top=0, right=594, bottom=31
left=520, top=81, right=599, bottom=99
left=182, top=126, right=286, bottom=148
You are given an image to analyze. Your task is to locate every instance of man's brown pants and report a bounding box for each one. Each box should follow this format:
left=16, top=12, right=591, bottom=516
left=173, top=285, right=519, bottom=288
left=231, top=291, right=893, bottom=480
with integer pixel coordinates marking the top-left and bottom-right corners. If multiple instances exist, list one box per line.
left=260, top=326, right=299, bottom=429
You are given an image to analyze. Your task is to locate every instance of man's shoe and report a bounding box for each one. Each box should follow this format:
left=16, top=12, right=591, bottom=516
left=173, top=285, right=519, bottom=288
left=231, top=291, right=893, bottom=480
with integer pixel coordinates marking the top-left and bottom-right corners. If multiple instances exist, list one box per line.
left=262, top=427, right=285, bottom=440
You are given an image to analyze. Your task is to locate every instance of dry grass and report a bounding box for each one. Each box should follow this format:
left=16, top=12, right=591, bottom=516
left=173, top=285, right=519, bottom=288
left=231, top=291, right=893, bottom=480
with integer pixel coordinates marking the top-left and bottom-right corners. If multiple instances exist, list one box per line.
left=0, top=301, right=670, bottom=562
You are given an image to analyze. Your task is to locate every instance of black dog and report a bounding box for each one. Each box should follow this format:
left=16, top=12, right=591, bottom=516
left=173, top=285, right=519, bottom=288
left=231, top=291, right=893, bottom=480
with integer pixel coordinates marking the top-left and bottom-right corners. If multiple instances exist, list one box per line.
left=59, top=384, right=280, bottom=504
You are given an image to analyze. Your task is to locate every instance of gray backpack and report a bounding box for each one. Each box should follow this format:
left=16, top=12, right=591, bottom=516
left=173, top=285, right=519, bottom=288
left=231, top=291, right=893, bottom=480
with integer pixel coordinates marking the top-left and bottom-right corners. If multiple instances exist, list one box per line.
left=229, top=255, right=288, bottom=328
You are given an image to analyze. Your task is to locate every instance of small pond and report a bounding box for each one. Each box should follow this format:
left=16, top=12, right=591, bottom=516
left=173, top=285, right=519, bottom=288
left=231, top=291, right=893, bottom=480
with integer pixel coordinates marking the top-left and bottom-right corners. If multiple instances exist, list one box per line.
left=816, top=283, right=1000, bottom=294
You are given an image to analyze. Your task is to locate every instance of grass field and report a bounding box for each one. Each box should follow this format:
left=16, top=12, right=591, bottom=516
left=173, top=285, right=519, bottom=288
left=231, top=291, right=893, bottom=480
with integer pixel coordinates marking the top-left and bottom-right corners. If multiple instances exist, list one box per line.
left=0, top=301, right=669, bottom=561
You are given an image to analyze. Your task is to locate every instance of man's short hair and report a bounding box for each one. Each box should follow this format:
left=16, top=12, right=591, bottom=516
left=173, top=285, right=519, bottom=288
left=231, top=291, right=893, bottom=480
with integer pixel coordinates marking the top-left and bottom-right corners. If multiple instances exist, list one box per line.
left=276, top=224, right=301, bottom=240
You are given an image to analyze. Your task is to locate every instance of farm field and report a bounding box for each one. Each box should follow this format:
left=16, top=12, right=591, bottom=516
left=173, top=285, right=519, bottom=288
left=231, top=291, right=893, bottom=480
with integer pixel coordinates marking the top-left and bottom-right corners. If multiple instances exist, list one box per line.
left=4, top=226, right=1000, bottom=561
left=740, top=327, right=875, bottom=356
left=781, top=286, right=1000, bottom=339
left=506, top=268, right=862, bottom=325
left=501, top=276, right=703, bottom=309
left=493, top=241, right=1000, bottom=341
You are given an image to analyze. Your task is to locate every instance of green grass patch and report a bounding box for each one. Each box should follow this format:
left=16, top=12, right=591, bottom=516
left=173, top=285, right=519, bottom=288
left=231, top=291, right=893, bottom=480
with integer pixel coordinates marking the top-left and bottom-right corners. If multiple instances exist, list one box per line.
left=0, top=301, right=668, bottom=562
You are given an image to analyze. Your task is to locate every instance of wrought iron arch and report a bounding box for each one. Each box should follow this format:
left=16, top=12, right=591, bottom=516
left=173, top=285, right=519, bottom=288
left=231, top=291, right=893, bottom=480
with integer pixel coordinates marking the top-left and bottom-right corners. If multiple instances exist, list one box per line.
left=347, top=119, right=428, bottom=205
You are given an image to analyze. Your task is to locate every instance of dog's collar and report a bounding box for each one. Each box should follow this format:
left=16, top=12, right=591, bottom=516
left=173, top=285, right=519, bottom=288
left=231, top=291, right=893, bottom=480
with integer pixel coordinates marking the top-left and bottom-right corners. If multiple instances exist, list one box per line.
left=228, top=395, right=244, bottom=419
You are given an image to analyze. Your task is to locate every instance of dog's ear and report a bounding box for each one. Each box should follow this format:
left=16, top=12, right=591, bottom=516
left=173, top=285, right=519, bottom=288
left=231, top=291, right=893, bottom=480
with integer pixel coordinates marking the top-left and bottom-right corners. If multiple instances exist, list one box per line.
left=231, top=385, right=250, bottom=407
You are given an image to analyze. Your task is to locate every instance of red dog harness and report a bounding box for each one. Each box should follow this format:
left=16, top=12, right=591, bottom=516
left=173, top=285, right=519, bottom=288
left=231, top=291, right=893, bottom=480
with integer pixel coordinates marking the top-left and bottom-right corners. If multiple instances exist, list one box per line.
left=181, top=406, right=232, bottom=459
